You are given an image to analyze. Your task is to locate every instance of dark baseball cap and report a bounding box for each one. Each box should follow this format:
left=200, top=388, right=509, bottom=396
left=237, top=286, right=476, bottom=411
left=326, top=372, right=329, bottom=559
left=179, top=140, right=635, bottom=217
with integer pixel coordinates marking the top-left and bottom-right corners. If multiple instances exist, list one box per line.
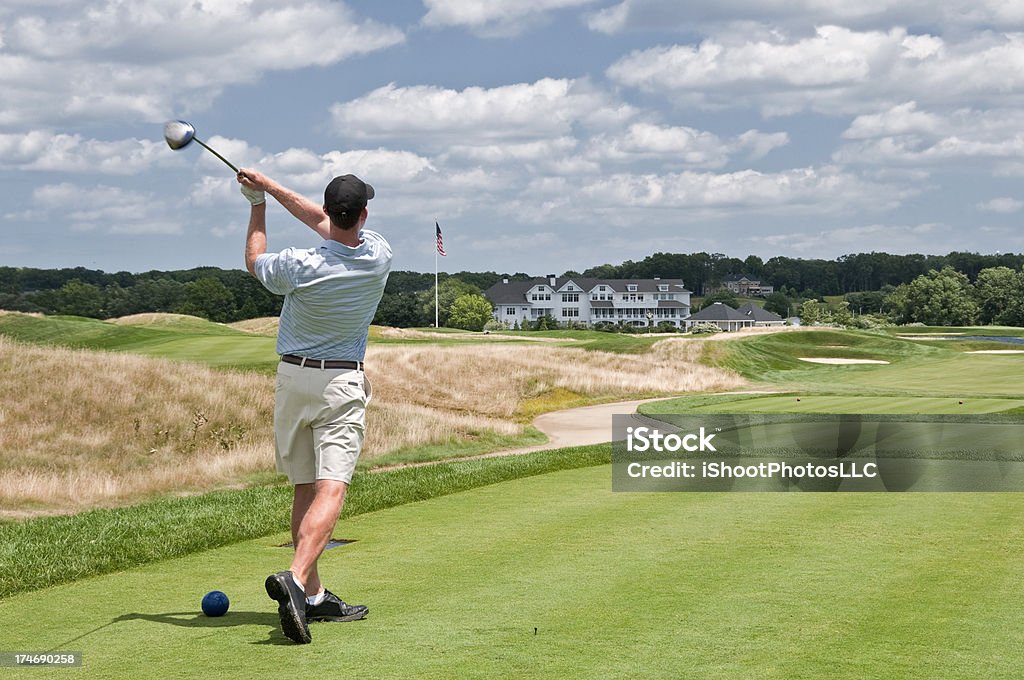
left=324, top=174, right=374, bottom=217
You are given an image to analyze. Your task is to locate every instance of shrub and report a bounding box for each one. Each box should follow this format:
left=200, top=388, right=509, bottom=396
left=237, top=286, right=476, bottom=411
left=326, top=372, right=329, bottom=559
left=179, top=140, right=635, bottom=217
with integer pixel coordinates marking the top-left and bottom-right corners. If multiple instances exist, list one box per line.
left=689, top=322, right=723, bottom=335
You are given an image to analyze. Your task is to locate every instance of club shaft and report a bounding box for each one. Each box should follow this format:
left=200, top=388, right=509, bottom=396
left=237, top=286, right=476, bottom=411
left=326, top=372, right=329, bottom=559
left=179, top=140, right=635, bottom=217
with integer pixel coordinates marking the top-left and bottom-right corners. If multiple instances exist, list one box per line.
left=192, top=137, right=239, bottom=173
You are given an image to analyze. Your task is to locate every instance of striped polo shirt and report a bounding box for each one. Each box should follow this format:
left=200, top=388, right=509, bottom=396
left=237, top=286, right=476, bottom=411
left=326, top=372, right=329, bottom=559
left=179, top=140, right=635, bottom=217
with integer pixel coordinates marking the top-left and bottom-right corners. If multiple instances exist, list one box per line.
left=253, top=230, right=392, bottom=361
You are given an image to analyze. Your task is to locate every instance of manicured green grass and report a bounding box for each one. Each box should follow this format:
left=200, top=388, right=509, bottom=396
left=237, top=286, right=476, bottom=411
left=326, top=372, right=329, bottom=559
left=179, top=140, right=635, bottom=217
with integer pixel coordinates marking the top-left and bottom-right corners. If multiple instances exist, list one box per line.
left=3, top=466, right=1024, bottom=678
left=358, top=426, right=548, bottom=469
left=708, top=329, right=1024, bottom=396
left=0, top=313, right=279, bottom=370
left=882, top=325, right=1024, bottom=337
left=0, top=445, right=610, bottom=600
left=642, top=394, right=1024, bottom=415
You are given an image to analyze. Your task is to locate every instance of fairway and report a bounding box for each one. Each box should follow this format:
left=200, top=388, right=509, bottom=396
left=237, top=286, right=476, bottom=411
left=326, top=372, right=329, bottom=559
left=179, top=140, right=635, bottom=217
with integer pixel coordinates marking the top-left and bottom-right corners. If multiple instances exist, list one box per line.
left=711, top=329, right=1024, bottom=397
left=686, top=394, right=1024, bottom=414
left=3, top=465, right=1024, bottom=679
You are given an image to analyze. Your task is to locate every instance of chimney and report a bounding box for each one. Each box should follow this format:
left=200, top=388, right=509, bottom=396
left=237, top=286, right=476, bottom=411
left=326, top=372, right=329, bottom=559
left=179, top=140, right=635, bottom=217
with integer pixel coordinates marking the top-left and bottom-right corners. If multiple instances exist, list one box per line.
left=654, top=277, right=660, bottom=280
left=502, top=278, right=509, bottom=284
left=548, top=274, right=556, bottom=286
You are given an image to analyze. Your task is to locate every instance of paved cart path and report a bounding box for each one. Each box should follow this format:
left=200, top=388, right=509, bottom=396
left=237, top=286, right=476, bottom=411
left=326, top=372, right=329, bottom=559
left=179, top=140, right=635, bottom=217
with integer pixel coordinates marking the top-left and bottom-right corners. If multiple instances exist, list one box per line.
left=372, top=391, right=777, bottom=472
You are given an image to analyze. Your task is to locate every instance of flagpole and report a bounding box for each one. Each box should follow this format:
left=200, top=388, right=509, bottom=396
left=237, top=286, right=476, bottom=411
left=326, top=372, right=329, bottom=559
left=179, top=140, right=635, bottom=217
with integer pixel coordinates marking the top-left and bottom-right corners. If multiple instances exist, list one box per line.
left=434, top=221, right=439, bottom=329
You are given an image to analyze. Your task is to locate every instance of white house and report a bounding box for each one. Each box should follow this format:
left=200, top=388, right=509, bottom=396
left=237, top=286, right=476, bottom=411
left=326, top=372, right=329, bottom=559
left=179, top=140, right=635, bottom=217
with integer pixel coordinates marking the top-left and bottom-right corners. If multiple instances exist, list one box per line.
left=484, top=276, right=692, bottom=328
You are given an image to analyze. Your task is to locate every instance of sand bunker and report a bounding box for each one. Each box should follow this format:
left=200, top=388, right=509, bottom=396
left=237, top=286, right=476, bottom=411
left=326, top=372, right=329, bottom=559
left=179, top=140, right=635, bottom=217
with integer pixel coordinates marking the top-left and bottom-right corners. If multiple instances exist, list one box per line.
left=965, top=350, right=1024, bottom=354
left=897, top=335, right=958, bottom=340
left=799, top=357, right=890, bottom=365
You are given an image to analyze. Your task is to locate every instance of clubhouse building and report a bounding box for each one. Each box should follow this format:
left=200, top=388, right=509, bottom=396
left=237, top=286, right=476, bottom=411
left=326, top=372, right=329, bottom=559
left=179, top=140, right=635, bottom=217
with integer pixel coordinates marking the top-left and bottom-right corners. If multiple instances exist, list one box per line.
left=484, top=276, right=692, bottom=328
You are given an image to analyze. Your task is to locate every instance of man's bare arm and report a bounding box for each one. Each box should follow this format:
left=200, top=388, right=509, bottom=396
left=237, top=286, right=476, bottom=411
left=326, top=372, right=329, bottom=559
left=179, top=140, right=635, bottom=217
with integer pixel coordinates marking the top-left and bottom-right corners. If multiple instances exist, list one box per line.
left=245, top=202, right=268, bottom=276
left=238, top=168, right=331, bottom=240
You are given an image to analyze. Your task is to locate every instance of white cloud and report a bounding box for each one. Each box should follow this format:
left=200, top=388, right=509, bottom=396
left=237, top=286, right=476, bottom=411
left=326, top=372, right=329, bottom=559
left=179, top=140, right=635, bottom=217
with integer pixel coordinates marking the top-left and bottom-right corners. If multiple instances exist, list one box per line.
left=508, top=165, right=911, bottom=225
left=330, top=79, right=636, bottom=146
left=0, top=1, right=404, bottom=127
left=746, top=223, right=952, bottom=257
left=586, top=123, right=788, bottom=167
left=835, top=104, right=1024, bottom=165
left=607, top=27, right=1024, bottom=115
left=31, top=182, right=182, bottom=234
left=977, top=197, right=1024, bottom=213
left=443, top=137, right=579, bottom=164
left=0, top=131, right=173, bottom=173
left=421, top=0, right=599, bottom=36
left=587, top=0, right=1024, bottom=34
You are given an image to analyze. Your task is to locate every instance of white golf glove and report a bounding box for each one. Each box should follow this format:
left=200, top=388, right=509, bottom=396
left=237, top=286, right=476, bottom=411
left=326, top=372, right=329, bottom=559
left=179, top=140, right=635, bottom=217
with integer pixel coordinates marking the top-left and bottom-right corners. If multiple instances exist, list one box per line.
left=240, top=184, right=266, bottom=206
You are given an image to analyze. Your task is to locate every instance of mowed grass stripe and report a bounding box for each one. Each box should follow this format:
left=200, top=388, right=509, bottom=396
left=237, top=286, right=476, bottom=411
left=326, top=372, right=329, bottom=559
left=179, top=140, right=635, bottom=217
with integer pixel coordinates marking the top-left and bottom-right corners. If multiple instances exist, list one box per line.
left=0, top=445, right=610, bottom=599
left=4, top=467, right=1024, bottom=678
left=688, top=395, right=1024, bottom=414
left=713, top=329, right=1024, bottom=398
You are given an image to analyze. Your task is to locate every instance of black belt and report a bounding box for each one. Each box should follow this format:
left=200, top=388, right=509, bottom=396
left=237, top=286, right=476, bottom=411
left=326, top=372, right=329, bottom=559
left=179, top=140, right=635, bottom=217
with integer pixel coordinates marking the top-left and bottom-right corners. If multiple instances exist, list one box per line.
left=281, top=354, right=363, bottom=371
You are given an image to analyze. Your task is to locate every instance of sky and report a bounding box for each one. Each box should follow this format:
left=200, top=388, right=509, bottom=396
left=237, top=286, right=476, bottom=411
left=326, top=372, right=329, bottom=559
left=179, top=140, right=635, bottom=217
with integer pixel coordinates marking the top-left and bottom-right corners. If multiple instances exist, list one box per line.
left=1, top=0, right=1022, bottom=276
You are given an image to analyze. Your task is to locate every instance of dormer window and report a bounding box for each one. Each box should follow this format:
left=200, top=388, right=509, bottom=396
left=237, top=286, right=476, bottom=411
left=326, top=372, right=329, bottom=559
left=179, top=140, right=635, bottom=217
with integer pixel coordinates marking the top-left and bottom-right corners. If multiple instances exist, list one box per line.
left=658, top=285, right=668, bottom=292
left=627, top=285, right=637, bottom=292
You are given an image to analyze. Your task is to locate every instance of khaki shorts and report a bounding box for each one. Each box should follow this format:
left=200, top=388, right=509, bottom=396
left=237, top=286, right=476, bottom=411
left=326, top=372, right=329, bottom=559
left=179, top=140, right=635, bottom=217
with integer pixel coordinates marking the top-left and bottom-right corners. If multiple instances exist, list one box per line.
left=273, top=361, right=372, bottom=485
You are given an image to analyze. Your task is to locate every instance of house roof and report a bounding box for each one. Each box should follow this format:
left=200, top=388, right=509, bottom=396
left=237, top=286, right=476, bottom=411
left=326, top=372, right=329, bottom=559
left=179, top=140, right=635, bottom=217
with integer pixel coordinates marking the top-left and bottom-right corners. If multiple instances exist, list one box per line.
left=737, top=302, right=784, bottom=322
left=657, top=300, right=689, bottom=308
left=590, top=300, right=613, bottom=308
left=687, top=302, right=752, bottom=322
left=483, top=280, right=534, bottom=304
left=722, top=273, right=759, bottom=283
left=484, top=277, right=692, bottom=302
left=601, top=279, right=691, bottom=293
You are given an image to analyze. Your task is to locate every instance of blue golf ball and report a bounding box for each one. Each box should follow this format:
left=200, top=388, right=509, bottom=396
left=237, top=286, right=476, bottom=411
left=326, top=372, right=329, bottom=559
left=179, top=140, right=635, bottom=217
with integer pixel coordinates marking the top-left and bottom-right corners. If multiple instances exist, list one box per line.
left=201, top=590, right=229, bottom=617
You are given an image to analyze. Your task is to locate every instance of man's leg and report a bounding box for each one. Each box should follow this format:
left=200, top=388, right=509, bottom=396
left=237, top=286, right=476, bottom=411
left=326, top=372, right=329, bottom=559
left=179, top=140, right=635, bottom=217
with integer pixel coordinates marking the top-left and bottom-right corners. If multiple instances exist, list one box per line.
left=290, top=483, right=320, bottom=595
left=289, top=479, right=348, bottom=592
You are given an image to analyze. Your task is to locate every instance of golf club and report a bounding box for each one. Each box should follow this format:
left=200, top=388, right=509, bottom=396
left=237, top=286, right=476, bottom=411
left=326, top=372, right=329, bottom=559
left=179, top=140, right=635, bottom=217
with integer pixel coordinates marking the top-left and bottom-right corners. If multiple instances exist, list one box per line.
left=163, top=120, right=239, bottom=173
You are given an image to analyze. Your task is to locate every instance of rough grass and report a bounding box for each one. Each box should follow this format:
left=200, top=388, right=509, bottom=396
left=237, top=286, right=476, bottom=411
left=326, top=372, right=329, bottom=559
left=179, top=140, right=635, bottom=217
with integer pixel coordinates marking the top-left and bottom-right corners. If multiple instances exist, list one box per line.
left=0, top=325, right=741, bottom=514
left=364, top=339, right=742, bottom=421
left=0, top=336, right=275, bottom=515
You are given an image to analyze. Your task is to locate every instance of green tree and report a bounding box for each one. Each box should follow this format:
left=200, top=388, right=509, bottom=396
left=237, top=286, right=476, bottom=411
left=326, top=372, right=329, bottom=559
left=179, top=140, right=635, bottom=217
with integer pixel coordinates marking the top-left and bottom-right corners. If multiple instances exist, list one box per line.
left=55, top=279, right=104, bottom=318
left=800, top=299, right=822, bottom=325
left=446, top=295, right=494, bottom=331
left=828, top=300, right=853, bottom=327
left=884, top=283, right=911, bottom=323
left=763, top=291, right=791, bottom=317
left=902, top=267, right=979, bottom=326
left=419, top=279, right=480, bottom=327
left=533, top=314, right=557, bottom=331
left=176, top=277, right=236, bottom=322
left=973, top=267, right=1024, bottom=326
left=374, top=291, right=428, bottom=328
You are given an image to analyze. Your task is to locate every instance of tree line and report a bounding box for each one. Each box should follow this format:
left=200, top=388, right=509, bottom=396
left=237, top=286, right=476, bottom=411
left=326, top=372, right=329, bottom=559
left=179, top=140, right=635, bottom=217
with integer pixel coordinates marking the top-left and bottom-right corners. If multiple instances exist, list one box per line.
left=2, top=249, right=1021, bottom=328
left=0, top=265, right=529, bottom=327
left=579, top=251, right=1024, bottom=299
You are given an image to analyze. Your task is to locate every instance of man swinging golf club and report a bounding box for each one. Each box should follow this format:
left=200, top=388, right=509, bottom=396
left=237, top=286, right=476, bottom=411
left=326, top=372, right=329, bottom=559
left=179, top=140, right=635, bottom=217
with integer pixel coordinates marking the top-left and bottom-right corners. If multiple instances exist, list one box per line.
left=237, top=168, right=392, bottom=644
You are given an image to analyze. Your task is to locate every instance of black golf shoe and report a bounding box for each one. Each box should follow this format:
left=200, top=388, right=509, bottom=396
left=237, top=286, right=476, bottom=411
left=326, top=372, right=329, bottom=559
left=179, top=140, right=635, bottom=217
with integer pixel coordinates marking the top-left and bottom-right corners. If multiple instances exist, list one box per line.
left=265, top=571, right=312, bottom=644
left=307, top=589, right=369, bottom=622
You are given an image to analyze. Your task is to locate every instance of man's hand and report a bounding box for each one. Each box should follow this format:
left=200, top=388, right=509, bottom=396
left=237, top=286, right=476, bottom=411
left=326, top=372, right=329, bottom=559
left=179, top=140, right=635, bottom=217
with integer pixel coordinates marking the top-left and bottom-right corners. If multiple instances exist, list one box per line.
left=238, top=170, right=266, bottom=205
left=238, top=169, right=271, bottom=191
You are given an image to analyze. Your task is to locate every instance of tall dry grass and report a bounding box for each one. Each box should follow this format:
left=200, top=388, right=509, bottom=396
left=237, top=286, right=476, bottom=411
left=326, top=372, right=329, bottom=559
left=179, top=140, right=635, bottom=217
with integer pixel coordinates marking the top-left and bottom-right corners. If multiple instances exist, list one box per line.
left=1, top=336, right=742, bottom=514
left=0, top=337, right=275, bottom=514
left=363, top=339, right=743, bottom=419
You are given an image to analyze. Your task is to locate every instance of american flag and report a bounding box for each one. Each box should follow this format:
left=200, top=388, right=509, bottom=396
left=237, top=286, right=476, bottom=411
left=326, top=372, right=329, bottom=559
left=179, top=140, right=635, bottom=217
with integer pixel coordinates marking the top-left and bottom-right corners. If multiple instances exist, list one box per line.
left=435, top=221, right=447, bottom=256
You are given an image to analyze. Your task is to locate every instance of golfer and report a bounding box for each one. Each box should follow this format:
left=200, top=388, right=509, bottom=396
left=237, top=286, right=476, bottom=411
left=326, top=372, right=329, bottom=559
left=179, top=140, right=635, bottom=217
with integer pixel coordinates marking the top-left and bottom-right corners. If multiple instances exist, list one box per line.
left=237, top=169, right=391, bottom=644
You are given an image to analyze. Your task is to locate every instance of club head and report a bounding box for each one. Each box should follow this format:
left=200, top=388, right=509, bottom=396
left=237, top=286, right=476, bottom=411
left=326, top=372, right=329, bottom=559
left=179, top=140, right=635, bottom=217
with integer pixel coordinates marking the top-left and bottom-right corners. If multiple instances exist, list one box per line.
left=164, top=120, right=195, bottom=150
